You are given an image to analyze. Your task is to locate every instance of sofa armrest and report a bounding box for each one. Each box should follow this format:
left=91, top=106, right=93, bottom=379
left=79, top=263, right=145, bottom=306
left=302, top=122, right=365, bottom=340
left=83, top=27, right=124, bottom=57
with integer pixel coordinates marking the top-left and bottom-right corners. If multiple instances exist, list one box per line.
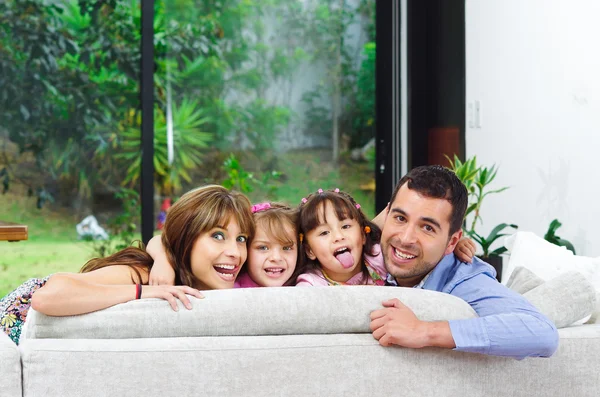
left=0, top=331, right=22, bottom=397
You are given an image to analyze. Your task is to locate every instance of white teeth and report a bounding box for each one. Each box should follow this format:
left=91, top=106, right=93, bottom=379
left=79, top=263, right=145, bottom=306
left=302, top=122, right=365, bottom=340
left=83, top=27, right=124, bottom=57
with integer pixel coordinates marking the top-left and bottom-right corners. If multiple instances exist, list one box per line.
left=216, top=272, right=235, bottom=280
left=215, top=264, right=235, bottom=270
left=334, top=247, right=349, bottom=254
left=394, top=248, right=416, bottom=259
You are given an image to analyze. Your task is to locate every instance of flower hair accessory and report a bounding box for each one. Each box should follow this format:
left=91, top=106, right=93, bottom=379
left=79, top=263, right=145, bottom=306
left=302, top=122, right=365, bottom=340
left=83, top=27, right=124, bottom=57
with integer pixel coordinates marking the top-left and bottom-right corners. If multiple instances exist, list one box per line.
left=251, top=202, right=271, bottom=213
left=301, top=197, right=307, bottom=204
left=299, top=233, right=304, bottom=243
left=355, top=204, right=361, bottom=209
left=318, top=188, right=323, bottom=194
left=334, top=188, right=340, bottom=193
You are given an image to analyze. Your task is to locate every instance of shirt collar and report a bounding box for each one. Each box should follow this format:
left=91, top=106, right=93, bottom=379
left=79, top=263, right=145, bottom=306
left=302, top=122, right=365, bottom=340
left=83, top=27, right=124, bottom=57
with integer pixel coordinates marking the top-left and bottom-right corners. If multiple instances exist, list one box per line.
left=384, top=270, right=432, bottom=288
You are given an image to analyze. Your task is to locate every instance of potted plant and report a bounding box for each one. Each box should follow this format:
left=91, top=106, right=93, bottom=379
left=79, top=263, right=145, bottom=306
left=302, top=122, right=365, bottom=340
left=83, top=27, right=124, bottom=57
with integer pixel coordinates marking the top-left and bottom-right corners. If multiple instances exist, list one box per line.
left=544, top=219, right=576, bottom=254
left=446, top=155, right=517, bottom=280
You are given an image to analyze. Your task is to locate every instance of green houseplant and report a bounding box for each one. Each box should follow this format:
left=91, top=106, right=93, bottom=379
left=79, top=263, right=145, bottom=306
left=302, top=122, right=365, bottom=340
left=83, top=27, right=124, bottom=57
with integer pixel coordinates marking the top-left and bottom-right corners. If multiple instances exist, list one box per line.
left=544, top=219, right=576, bottom=254
left=446, top=155, right=517, bottom=280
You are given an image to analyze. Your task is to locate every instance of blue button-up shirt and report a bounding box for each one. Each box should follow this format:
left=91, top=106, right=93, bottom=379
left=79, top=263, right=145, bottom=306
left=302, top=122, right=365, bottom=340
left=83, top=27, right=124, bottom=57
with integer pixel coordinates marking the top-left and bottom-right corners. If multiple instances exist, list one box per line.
left=386, top=254, right=559, bottom=359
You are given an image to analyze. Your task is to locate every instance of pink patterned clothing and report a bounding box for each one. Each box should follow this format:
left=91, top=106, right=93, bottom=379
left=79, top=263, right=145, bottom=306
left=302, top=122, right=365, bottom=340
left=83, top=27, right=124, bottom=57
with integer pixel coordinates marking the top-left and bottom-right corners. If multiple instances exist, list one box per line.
left=1, top=277, right=49, bottom=345
left=234, top=273, right=261, bottom=288
left=296, top=244, right=387, bottom=286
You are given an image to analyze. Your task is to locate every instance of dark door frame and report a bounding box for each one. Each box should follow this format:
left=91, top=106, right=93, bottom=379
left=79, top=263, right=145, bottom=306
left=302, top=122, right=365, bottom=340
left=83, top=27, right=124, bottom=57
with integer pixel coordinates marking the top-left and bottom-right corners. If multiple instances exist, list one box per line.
left=375, top=0, right=465, bottom=214
left=140, top=0, right=155, bottom=245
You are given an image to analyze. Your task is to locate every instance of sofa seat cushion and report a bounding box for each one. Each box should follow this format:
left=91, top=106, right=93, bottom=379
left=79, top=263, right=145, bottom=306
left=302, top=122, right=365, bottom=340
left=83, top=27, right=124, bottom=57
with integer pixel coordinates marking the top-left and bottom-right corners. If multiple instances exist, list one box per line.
left=24, top=286, right=476, bottom=340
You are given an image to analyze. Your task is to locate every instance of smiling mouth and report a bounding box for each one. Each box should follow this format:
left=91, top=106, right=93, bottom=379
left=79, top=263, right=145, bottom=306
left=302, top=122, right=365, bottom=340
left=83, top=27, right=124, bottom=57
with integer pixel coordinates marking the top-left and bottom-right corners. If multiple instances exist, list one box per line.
left=264, top=267, right=286, bottom=278
left=214, top=264, right=238, bottom=281
left=393, top=247, right=417, bottom=260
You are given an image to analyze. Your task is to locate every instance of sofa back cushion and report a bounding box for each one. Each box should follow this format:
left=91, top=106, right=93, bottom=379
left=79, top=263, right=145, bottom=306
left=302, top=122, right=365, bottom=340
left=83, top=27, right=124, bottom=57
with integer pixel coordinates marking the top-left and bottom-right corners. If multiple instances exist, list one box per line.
left=24, top=286, right=476, bottom=340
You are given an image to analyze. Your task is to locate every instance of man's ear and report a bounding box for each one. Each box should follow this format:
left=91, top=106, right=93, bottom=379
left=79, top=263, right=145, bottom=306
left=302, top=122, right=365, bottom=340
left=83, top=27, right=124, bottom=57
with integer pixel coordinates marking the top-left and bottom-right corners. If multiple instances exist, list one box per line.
left=444, top=229, right=463, bottom=255
left=305, top=245, right=316, bottom=260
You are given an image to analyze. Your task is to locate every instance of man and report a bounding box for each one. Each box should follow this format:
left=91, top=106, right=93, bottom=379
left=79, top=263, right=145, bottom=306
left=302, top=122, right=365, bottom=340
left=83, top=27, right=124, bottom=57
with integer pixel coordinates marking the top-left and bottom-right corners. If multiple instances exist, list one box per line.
left=370, top=165, right=558, bottom=359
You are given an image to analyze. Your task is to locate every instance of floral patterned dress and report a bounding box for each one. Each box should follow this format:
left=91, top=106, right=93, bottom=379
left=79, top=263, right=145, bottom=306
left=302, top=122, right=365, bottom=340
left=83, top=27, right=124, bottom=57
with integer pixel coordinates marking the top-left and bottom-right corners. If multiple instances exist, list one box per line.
left=0, top=277, right=49, bottom=345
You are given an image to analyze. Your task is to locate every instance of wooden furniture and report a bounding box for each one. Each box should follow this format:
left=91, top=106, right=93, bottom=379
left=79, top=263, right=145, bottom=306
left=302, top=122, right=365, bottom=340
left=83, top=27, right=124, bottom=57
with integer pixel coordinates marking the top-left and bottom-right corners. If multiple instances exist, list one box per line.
left=0, top=221, right=28, bottom=242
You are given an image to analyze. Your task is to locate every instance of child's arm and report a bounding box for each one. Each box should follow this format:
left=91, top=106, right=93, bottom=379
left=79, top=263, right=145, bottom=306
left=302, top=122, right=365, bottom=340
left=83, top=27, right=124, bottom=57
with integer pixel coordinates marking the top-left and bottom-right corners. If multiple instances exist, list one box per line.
left=454, top=237, right=477, bottom=263
left=371, top=203, right=389, bottom=230
left=147, top=235, right=176, bottom=286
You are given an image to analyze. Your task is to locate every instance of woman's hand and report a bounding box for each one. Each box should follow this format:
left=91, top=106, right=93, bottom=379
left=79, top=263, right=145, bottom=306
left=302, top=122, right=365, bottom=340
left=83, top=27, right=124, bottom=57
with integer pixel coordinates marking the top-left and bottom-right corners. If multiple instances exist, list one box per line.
left=454, top=237, right=477, bottom=263
left=141, top=285, right=204, bottom=311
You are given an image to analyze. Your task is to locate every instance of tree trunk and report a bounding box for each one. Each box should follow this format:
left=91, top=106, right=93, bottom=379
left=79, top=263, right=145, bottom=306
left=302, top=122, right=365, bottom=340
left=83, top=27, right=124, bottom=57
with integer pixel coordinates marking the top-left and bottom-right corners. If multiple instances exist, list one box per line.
left=331, top=0, right=345, bottom=163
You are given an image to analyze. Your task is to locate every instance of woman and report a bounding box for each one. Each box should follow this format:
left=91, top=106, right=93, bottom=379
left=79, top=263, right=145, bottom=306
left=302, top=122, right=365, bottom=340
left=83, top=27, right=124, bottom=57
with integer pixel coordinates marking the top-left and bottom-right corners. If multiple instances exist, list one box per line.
left=0, top=185, right=254, bottom=344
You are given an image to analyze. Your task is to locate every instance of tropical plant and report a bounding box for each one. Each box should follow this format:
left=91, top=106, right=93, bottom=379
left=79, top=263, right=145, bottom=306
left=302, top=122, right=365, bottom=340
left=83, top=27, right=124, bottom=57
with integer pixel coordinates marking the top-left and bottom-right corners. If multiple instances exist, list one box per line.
left=446, top=155, right=510, bottom=234
left=468, top=223, right=518, bottom=257
left=544, top=219, right=576, bottom=254
left=221, top=153, right=281, bottom=198
left=447, top=155, right=516, bottom=258
left=116, top=98, right=212, bottom=196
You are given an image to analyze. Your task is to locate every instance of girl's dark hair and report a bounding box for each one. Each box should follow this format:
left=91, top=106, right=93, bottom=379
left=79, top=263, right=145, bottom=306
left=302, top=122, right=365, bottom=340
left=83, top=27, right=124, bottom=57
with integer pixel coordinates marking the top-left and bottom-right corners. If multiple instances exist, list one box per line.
left=296, top=189, right=381, bottom=281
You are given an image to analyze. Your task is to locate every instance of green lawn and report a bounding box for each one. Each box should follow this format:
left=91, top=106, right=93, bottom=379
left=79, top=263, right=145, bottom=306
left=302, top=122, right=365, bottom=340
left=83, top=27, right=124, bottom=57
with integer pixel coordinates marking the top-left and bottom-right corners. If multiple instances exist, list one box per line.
left=1, top=149, right=375, bottom=298
left=0, top=193, right=96, bottom=297
left=1, top=241, right=92, bottom=297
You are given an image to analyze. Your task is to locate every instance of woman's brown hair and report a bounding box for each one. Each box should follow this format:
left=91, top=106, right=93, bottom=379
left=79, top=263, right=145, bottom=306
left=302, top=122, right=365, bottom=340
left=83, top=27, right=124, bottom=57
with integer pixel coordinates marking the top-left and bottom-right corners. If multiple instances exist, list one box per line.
left=80, top=185, right=254, bottom=287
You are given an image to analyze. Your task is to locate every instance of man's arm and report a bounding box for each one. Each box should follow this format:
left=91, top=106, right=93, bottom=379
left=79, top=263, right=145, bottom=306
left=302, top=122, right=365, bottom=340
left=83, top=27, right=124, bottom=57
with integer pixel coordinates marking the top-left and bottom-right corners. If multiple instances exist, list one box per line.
left=370, top=299, right=456, bottom=349
left=447, top=273, right=559, bottom=359
left=370, top=272, right=559, bottom=359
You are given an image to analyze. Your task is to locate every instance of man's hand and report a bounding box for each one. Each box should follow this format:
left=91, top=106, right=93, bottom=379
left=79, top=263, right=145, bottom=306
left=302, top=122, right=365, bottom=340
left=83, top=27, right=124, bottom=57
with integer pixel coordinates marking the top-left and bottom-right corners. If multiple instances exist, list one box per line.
left=369, top=298, right=456, bottom=349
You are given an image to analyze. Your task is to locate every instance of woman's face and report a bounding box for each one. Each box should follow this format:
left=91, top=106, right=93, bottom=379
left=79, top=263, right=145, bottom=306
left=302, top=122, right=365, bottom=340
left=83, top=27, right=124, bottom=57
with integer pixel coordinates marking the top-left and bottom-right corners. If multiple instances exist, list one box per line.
left=247, top=221, right=297, bottom=287
left=189, top=216, right=248, bottom=290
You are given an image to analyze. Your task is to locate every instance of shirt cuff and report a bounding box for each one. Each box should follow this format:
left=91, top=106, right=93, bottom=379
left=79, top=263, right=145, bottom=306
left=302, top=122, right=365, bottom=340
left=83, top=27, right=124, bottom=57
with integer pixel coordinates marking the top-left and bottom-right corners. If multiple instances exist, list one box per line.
left=448, top=318, right=490, bottom=354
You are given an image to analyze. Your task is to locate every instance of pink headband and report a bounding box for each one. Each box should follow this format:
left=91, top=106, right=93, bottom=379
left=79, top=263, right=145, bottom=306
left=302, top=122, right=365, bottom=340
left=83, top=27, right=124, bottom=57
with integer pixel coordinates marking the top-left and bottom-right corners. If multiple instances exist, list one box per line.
left=251, top=202, right=271, bottom=213
left=300, top=188, right=361, bottom=209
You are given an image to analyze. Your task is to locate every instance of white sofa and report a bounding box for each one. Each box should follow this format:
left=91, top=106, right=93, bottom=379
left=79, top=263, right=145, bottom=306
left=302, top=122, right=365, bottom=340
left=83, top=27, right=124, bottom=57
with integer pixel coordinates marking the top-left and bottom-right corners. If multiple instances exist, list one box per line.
left=3, top=286, right=600, bottom=397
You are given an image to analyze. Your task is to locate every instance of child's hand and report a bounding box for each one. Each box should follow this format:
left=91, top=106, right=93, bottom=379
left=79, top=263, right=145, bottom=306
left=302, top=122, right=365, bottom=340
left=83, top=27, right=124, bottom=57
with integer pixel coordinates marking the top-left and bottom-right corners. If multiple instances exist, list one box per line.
left=147, top=234, right=176, bottom=286
left=372, top=203, right=389, bottom=229
left=149, top=260, right=176, bottom=286
left=454, top=237, right=477, bottom=263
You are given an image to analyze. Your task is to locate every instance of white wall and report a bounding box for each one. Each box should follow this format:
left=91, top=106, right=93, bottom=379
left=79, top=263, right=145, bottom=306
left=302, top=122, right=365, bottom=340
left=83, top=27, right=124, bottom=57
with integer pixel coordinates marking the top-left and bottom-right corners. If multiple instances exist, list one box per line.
left=466, top=0, right=600, bottom=255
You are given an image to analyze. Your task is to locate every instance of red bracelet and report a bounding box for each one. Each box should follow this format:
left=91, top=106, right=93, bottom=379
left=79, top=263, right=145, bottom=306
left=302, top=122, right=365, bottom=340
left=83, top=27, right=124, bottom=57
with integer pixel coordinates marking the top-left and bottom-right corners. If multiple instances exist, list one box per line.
left=135, top=284, right=142, bottom=300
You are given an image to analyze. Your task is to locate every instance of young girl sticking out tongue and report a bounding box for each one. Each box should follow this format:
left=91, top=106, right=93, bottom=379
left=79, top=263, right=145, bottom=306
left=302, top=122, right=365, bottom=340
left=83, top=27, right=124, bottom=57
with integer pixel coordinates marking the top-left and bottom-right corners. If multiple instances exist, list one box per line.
left=295, top=188, right=386, bottom=286
left=148, top=202, right=301, bottom=288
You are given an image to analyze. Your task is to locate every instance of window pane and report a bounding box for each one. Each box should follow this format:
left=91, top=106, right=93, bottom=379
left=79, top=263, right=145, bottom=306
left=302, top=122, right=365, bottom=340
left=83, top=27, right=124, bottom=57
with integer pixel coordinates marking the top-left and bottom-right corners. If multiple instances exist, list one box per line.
left=157, top=0, right=376, bottom=215
left=0, top=1, right=141, bottom=297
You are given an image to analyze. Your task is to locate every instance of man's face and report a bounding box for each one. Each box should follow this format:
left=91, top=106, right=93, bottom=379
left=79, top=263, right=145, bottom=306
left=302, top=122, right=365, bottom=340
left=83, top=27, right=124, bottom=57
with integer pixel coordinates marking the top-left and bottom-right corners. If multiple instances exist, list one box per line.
left=381, top=184, right=462, bottom=287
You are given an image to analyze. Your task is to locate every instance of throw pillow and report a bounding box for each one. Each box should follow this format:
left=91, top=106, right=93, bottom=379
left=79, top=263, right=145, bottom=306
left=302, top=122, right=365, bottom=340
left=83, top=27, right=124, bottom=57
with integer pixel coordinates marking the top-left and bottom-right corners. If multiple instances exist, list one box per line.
left=503, top=231, right=600, bottom=290
left=505, top=266, right=545, bottom=295
left=522, top=271, right=597, bottom=329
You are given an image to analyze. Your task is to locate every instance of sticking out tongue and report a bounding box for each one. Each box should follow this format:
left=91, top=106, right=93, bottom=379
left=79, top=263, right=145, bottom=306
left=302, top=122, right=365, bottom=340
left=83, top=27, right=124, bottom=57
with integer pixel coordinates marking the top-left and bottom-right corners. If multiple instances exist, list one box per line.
left=335, top=251, right=355, bottom=269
